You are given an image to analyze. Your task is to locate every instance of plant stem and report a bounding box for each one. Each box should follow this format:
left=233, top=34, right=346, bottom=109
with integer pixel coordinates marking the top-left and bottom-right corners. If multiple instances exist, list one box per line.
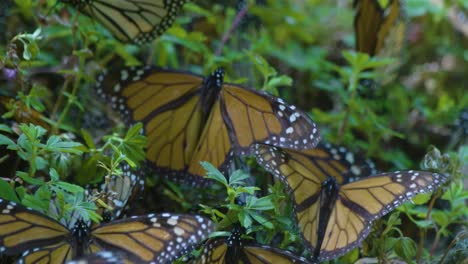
left=215, top=4, right=249, bottom=56
left=338, top=72, right=358, bottom=143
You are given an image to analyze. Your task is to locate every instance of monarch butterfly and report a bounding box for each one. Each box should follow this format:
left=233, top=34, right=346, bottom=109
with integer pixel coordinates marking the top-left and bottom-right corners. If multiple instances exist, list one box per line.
left=96, top=67, right=320, bottom=186
left=254, top=144, right=448, bottom=261
left=354, top=0, right=403, bottom=57
left=0, top=198, right=214, bottom=264
left=191, top=228, right=313, bottom=264
left=61, top=0, right=188, bottom=45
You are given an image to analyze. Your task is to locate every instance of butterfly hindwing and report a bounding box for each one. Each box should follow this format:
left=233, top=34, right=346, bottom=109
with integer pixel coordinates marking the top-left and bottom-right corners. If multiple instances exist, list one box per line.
left=90, top=213, right=215, bottom=263
left=19, top=242, right=74, bottom=264
left=62, top=0, right=188, bottom=44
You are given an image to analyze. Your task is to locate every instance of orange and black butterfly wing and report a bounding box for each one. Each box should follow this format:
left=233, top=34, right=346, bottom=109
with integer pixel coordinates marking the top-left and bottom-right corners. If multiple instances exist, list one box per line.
left=354, top=0, right=384, bottom=56
left=187, top=99, right=233, bottom=178
left=194, top=230, right=313, bottom=264
left=242, top=245, right=313, bottom=264
left=254, top=145, right=448, bottom=261
left=254, top=144, right=326, bottom=258
left=316, top=143, right=376, bottom=183
left=0, top=199, right=72, bottom=255
left=62, top=0, right=188, bottom=45
left=97, top=67, right=208, bottom=185
left=354, top=0, right=405, bottom=61
left=221, top=84, right=320, bottom=156
left=18, top=242, right=74, bottom=264
left=317, top=170, right=448, bottom=261
left=89, top=213, right=215, bottom=263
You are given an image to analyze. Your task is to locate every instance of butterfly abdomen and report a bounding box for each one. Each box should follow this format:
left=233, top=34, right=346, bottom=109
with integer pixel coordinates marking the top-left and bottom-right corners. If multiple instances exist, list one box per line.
left=200, top=68, right=224, bottom=120
left=314, top=177, right=340, bottom=259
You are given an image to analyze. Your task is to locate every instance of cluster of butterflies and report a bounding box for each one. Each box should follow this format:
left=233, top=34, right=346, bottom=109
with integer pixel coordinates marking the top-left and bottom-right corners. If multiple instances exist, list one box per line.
left=0, top=0, right=450, bottom=263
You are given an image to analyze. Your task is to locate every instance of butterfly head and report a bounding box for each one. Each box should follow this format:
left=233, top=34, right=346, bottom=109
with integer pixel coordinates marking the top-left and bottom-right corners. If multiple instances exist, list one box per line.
left=72, top=219, right=90, bottom=241
left=320, top=177, right=340, bottom=208
left=204, top=68, right=225, bottom=91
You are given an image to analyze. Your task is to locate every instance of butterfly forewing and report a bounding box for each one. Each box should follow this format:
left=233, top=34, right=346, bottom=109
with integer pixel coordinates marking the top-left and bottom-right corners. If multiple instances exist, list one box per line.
left=187, top=100, right=233, bottom=178
left=223, top=84, right=320, bottom=154
left=316, top=170, right=448, bottom=261
left=354, top=0, right=384, bottom=56
left=63, top=0, right=188, bottom=44
left=97, top=67, right=208, bottom=185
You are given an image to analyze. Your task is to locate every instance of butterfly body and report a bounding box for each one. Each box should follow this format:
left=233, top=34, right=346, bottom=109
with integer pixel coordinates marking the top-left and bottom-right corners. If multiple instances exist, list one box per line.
left=314, top=177, right=340, bottom=259
left=97, top=67, right=320, bottom=186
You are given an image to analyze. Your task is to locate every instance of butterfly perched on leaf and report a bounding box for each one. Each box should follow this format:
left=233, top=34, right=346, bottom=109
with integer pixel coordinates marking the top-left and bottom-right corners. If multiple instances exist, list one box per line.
left=254, top=144, right=448, bottom=262
left=97, top=67, right=320, bottom=186
left=61, top=0, right=189, bottom=45
left=190, top=228, right=313, bottom=264
left=0, top=198, right=214, bottom=264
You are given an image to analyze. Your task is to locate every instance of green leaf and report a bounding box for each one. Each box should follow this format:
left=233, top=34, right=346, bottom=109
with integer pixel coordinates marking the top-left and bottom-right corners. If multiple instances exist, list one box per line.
left=81, top=129, right=96, bottom=149
left=384, top=237, right=398, bottom=252
left=240, top=210, right=253, bottom=229
left=49, top=168, right=59, bottom=181
left=0, top=178, right=20, bottom=203
left=54, top=182, right=84, bottom=194
left=202, top=162, right=227, bottom=186
left=0, top=124, right=13, bottom=133
left=249, top=211, right=274, bottom=229
left=246, top=196, right=274, bottom=211
left=413, top=219, right=433, bottom=228
left=0, top=134, right=18, bottom=149
left=432, top=210, right=449, bottom=227
left=229, top=170, right=249, bottom=186
left=208, top=231, right=231, bottom=238
left=16, top=171, right=44, bottom=186
left=394, top=237, right=417, bottom=263
left=412, top=192, right=432, bottom=205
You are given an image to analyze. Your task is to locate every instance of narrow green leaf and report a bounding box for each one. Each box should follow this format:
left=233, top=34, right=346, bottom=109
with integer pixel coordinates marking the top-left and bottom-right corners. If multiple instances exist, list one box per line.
left=202, top=162, right=227, bottom=186
left=16, top=171, right=44, bottom=186
left=0, top=178, right=20, bottom=203
left=0, top=134, right=17, bottom=149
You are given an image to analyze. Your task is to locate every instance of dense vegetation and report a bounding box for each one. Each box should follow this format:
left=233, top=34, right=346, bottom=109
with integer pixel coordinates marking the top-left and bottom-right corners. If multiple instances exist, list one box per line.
left=0, top=0, right=466, bottom=263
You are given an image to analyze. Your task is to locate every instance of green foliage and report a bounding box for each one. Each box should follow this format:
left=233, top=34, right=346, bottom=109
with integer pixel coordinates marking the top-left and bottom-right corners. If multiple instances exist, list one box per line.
left=200, top=162, right=302, bottom=251
left=0, top=0, right=465, bottom=263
